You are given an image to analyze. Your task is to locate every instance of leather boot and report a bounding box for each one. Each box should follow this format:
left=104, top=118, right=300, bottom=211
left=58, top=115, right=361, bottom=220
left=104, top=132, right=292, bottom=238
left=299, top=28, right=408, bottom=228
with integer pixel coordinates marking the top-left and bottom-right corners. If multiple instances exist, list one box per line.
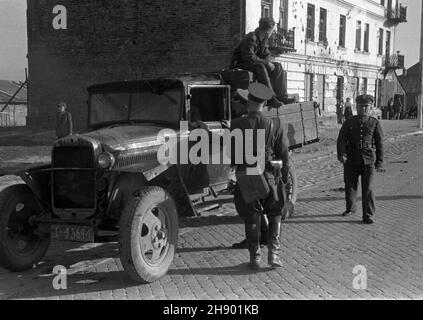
left=245, top=223, right=261, bottom=270
left=260, top=214, right=269, bottom=246
left=268, top=217, right=283, bottom=268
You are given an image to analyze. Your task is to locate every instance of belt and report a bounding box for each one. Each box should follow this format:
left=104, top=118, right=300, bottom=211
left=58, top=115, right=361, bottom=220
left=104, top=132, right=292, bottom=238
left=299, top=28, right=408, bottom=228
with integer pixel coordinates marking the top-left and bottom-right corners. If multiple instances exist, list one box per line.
left=348, top=142, right=373, bottom=150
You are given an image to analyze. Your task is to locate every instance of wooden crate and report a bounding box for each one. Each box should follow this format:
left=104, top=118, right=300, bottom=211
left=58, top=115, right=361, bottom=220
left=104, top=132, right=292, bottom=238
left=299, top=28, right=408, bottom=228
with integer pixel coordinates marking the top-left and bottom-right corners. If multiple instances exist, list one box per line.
left=263, top=101, right=319, bottom=149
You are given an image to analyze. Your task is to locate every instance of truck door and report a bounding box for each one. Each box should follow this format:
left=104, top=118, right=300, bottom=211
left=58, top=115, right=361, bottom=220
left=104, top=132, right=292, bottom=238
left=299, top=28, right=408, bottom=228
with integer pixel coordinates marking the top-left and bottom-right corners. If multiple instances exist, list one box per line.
left=180, top=85, right=232, bottom=193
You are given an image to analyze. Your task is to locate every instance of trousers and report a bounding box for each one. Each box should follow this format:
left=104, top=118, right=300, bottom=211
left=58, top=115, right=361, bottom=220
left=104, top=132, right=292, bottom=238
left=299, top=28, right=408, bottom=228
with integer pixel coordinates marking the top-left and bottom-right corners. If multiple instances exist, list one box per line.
left=234, top=171, right=285, bottom=258
left=236, top=62, right=288, bottom=100
left=344, top=163, right=376, bottom=218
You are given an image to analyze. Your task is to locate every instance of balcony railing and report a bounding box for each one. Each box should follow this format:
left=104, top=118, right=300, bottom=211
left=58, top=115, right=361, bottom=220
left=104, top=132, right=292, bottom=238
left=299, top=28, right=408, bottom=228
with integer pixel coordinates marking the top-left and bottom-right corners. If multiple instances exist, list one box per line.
left=383, top=53, right=405, bottom=70
left=386, top=4, right=407, bottom=23
left=269, top=28, right=296, bottom=54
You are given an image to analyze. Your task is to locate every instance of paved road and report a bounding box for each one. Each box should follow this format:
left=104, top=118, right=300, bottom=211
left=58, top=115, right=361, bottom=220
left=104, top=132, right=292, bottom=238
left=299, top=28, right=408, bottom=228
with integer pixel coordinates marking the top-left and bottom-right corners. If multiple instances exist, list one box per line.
left=0, top=122, right=422, bottom=300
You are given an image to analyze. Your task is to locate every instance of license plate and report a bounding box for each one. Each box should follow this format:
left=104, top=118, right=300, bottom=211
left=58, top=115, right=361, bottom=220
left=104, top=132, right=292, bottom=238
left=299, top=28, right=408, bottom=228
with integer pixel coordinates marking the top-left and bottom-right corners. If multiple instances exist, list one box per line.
left=51, top=225, right=94, bottom=243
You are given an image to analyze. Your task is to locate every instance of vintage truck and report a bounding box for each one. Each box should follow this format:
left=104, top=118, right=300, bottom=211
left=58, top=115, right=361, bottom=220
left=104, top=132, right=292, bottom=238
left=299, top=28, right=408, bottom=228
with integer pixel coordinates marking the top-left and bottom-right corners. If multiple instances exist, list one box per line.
left=0, top=72, right=319, bottom=283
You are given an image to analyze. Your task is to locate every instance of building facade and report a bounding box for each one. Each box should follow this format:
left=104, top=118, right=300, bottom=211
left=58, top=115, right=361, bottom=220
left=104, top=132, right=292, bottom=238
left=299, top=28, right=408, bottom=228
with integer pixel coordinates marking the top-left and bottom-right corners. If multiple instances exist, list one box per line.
left=26, top=0, right=406, bottom=129
left=247, top=0, right=406, bottom=114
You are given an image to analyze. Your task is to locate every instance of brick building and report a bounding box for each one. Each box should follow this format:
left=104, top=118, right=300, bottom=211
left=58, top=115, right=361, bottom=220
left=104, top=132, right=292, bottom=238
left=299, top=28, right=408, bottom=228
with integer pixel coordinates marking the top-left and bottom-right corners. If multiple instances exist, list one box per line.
left=26, top=0, right=407, bottom=129
left=26, top=0, right=242, bottom=130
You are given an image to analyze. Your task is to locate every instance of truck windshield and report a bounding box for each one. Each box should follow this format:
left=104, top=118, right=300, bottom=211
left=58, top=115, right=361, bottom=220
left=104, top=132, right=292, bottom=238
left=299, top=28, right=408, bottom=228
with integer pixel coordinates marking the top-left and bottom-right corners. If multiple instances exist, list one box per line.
left=90, top=88, right=182, bottom=127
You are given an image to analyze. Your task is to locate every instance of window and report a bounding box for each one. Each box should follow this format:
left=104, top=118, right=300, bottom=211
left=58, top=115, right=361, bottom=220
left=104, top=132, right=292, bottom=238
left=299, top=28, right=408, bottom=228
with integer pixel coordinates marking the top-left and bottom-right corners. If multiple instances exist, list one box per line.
left=339, top=15, right=346, bottom=48
left=355, top=21, right=362, bottom=51
left=279, top=0, right=289, bottom=30
left=307, top=4, right=315, bottom=41
left=364, top=23, right=370, bottom=52
left=378, top=28, right=384, bottom=55
left=261, top=0, right=272, bottom=18
left=319, top=8, right=327, bottom=43
left=189, top=87, right=229, bottom=122
left=386, top=30, right=391, bottom=56
left=380, top=0, right=385, bottom=6
left=90, top=88, right=183, bottom=127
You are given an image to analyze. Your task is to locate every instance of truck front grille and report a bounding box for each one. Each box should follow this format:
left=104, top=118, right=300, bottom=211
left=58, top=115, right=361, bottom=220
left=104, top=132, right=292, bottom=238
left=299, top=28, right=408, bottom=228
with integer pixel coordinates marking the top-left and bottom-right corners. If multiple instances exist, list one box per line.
left=52, top=146, right=96, bottom=209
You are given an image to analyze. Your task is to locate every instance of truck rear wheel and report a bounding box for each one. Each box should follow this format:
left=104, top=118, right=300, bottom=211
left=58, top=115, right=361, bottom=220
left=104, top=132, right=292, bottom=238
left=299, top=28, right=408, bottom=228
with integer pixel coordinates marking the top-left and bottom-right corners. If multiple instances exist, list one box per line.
left=119, top=186, right=178, bottom=283
left=0, top=184, right=50, bottom=271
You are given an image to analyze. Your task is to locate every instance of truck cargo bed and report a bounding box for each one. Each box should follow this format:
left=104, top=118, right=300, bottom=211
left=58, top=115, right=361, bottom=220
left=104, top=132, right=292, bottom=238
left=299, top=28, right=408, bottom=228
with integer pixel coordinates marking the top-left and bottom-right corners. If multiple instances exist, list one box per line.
left=263, top=101, right=319, bottom=150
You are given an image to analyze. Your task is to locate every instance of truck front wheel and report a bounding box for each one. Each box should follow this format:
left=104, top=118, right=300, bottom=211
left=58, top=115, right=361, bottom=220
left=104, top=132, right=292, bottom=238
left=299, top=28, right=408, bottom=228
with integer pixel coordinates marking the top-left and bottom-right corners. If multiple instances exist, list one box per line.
left=119, top=186, right=178, bottom=283
left=0, top=184, right=50, bottom=271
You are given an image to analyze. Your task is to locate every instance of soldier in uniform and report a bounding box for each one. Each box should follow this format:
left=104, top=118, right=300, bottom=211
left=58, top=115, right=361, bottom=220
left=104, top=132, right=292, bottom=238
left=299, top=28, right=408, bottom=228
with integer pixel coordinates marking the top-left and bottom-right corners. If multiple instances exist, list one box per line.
left=337, top=95, right=385, bottom=224
left=231, top=17, right=290, bottom=108
left=55, top=102, right=73, bottom=139
left=231, top=83, right=290, bottom=269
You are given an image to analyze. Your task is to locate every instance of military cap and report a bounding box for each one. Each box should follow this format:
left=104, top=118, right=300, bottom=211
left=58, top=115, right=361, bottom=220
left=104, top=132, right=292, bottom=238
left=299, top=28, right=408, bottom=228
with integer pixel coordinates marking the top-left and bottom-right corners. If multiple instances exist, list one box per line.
left=237, top=82, right=273, bottom=104
left=356, top=94, right=374, bottom=105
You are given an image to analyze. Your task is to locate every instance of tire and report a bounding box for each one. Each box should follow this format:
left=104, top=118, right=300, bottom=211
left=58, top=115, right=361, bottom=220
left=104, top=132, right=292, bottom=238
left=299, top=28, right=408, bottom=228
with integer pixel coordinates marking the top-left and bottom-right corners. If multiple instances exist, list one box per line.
left=0, top=184, right=50, bottom=271
left=119, top=186, right=178, bottom=283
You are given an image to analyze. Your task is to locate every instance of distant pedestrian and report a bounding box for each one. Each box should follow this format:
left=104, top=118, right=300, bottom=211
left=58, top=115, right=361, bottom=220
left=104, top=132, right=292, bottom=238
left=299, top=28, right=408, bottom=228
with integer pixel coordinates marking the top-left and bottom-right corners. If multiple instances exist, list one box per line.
left=393, top=96, right=402, bottom=120
left=344, top=97, right=353, bottom=121
left=337, top=95, right=385, bottom=225
left=55, top=102, right=73, bottom=139
left=387, top=97, right=394, bottom=120
left=313, top=100, right=321, bottom=117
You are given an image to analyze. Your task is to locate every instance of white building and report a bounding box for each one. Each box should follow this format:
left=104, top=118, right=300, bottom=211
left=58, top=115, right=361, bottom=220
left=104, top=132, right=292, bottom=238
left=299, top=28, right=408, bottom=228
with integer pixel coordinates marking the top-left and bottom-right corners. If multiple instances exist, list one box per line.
left=243, top=0, right=407, bottom=114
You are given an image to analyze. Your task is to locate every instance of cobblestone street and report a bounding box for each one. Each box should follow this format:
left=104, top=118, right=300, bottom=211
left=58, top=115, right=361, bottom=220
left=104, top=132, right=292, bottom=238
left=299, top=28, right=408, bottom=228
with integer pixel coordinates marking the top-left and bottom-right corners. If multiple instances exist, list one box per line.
left=0, top=120, right=422, bottom=300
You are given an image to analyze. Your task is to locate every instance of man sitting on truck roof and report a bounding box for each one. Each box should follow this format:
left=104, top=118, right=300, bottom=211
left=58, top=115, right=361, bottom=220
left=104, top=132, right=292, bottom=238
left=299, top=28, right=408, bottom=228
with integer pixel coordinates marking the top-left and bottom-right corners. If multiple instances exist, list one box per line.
left=231, top=17, right=289, bottom=109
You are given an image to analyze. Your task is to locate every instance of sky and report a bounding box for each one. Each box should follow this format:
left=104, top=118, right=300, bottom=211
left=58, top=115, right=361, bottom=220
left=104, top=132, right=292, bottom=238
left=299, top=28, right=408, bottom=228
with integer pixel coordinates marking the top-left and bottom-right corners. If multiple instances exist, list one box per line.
left=395, top=0, right=422, bottom=69
left=0, top=0, right=421, bottom=81
left=0, top=0, right=27, bottom=81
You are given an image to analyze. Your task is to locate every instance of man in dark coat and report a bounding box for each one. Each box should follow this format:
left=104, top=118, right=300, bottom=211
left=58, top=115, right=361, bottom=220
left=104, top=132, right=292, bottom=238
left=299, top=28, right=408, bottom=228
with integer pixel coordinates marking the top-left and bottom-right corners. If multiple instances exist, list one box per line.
left=344, top=97, right=354, bottom=120
left=337, top=95, right=385, bottom=224
left=393, top=96, right=402, bottom=120
left=55, top=102, right=73, bottom=139
left=231, top=83, right=290, bottom=269
left=231, top=17, right=289, bottom=109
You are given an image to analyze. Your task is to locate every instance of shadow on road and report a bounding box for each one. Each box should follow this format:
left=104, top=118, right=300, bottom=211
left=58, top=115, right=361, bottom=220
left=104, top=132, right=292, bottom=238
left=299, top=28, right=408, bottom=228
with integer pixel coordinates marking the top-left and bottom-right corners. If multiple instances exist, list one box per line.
left=284, top=220, right=364, bottom=225
left=167, top=264, right=273, bottom=276
left=180, top=215, right=242, bottom=228
left=1, top=264, right=271, bottom=299
left=176, top=246, right=231, bottom=253
left=297, top=195, right=423, bottom=203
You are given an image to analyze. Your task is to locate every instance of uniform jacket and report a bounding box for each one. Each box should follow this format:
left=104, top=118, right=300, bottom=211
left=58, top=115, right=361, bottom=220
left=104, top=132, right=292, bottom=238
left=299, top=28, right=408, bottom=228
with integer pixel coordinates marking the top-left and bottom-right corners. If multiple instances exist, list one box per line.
left=337, top=116, right=384, bottom=167
left=230, top=111, right=289, bottom=172
left=231, top=30, right=272, bottom=67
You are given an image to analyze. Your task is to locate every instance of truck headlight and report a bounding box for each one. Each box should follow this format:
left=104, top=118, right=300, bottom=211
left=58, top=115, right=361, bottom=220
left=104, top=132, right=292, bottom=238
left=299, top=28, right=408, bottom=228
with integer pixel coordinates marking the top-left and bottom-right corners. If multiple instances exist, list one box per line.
left=98, top=152, right=115, bottom=169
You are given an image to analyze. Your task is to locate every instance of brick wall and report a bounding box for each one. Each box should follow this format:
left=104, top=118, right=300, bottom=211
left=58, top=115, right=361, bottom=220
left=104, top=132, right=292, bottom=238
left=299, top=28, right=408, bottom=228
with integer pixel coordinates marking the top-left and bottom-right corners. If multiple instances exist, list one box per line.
left=27, top=0, right=242, bottom=130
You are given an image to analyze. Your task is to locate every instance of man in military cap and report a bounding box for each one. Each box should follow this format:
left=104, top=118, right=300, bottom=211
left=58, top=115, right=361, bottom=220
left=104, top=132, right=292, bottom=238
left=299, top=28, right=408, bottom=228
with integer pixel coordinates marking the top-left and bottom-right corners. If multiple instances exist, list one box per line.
left=230, top=82, right=290, bottom=269
left=231, top=17, right=289, bottom=109
left=337, top=94, right=385, bottom=224
left=55, top=102, right=73, bottom=139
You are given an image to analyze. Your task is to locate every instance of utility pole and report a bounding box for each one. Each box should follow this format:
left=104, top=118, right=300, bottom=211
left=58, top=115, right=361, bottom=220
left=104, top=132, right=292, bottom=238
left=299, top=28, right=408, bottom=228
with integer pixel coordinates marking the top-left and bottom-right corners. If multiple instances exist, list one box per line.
left=419, top=0, right=423, bottom=128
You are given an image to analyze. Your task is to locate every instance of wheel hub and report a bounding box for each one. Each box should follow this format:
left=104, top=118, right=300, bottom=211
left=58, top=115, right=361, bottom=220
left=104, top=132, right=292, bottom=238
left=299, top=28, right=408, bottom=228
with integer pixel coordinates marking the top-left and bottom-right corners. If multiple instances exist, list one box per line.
left=151, top=224, right=167, bottom=250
